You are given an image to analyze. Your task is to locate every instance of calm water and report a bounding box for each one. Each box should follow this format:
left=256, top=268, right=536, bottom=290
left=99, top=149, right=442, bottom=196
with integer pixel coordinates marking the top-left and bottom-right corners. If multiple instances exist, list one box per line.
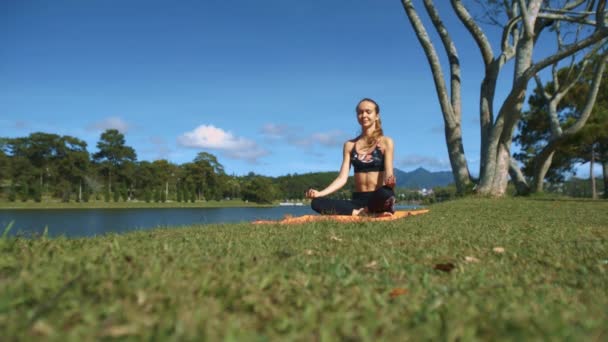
left=0, top=206, right=315, bottom=238
left=0, top=205, right=420, bottom=238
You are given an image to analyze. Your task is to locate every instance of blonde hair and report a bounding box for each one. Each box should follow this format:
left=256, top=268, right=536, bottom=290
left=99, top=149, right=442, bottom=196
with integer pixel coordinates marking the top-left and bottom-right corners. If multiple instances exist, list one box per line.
left=356, top=98, right=384, bottom=147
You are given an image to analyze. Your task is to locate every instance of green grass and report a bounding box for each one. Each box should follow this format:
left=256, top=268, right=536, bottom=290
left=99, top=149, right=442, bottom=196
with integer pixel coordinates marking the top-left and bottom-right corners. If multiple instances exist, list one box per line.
left=0, top=199, right=272, bottom=210
left=1, top=198, right=607, bottom=340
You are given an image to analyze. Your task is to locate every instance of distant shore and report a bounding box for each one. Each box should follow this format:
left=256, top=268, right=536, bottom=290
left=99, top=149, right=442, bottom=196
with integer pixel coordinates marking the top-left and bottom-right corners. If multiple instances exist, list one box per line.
left=0, top=199, right=275, bottom=210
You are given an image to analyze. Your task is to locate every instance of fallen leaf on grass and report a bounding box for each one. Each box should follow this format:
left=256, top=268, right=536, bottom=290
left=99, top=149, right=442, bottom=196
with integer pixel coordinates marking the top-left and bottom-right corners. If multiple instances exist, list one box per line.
left=329, top=235, right=343, bottom=242
left=304, top=249, right=314, bottom=256
left=365, top=261, right=378, bottom=269
left=434, top=263, right=456, bottom=273
left=493, top=247, right=505, bottom=254
left=464, top=256, right=480, bottom=263
left=31, top=320, right=54, bottom=336
left=389, top=288, right=408, bottom=298
left=136, top=290, right=146, bottom=306
left=101, top=324, right=139, bottom=337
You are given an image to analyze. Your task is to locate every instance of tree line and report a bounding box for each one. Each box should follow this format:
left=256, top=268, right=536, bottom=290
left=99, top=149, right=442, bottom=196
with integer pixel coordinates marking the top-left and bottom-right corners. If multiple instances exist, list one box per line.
left=0, top=129, right=351, bottom=204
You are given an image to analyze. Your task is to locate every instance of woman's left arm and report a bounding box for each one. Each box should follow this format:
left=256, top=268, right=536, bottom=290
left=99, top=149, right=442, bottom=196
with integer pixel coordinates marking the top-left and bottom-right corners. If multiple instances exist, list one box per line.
left=383, top=136, right=396, bottom=188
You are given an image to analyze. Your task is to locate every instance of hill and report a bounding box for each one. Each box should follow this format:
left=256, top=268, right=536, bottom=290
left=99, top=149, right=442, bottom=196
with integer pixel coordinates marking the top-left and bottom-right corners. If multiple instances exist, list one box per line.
left=394, top=167, right=453, bottom=189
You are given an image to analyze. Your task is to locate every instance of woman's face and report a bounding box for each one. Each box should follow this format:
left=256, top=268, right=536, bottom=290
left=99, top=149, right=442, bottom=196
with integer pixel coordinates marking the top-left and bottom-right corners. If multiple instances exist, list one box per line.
left=356, top=101, right=379, bottom=129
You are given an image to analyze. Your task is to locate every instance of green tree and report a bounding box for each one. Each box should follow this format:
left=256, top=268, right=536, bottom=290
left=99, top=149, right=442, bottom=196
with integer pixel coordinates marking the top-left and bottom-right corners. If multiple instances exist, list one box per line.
left=176, top=186, right=183, bottom=202
left=515, top=55, right=608, bottom=196
left=152, top=159, right=178, bottom=202
left=241, top=176, right=278, bottom=204
left=92, top=129, right=137, bottom=194
left=8, top=185, right=16, bottom=202
left=144, top=189, right=152, bottom=203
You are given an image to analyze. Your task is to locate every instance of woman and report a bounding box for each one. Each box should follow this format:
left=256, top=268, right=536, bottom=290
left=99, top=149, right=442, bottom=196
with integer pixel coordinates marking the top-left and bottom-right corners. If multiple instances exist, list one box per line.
left=306, top=98, right=396, bottom=216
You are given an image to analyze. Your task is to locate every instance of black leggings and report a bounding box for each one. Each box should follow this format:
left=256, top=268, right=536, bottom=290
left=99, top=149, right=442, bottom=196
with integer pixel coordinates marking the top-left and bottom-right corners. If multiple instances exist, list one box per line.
left=311, top=186, right=396, bottom=215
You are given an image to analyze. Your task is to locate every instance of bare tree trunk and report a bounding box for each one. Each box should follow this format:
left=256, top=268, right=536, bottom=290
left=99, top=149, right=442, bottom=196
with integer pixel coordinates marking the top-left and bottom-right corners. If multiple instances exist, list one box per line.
left=509, top=158, right=529, bottom=195
left=445, top=123, right=472, bottom=193
left=533, top=151, right=555, bottom=193
left=591, top=147, right=597, bottom=199
left=401, top=0, right=472, bottom=194
left=603, top=159, right=608, bottom=199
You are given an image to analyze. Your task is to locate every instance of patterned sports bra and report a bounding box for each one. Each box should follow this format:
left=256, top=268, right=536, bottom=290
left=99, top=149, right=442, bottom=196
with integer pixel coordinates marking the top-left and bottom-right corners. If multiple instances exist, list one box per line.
left=351, top=143, right=385, bottom=173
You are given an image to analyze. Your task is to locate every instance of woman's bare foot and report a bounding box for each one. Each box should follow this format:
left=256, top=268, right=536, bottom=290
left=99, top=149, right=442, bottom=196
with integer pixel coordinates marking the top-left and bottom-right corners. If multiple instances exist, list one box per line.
left=375, top=211, right=394, bottom=217
left=352, top=208, right=367, bottom=216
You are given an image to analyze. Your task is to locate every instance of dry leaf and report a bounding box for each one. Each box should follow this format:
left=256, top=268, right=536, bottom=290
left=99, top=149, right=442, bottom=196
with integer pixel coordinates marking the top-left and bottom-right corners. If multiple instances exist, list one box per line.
left=389, top=288, right=408, bottom=298
left=304, top=249, right=314, bottom=255
left=493, top=247, right=505, bottom=254
left=330, top=235, right=342, bottom=242
left=365, top=261, right=378, bottom=269
left=434, top=263, right=456, bottom=273
left=31, top=320, right=54, bottom=336
left=136, top=290, right=146, bottom=306
left=101, top=324, right=138, bottom=337
left=464, top=256, right=480, bottom=263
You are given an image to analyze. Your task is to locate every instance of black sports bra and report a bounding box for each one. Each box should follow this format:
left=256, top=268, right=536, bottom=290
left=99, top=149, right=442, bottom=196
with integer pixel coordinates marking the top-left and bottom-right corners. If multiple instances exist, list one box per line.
left=351, top=144, right=385, bottom=173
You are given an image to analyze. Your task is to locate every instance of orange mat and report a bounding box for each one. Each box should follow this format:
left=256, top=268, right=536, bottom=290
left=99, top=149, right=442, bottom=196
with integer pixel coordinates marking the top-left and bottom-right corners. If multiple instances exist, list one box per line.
left=252, top=209, right=429, bottom=225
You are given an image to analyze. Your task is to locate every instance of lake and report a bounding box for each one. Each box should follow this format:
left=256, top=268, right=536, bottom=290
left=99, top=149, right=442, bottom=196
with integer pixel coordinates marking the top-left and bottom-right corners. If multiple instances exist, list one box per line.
left=0, top=205, right=419, bottom=238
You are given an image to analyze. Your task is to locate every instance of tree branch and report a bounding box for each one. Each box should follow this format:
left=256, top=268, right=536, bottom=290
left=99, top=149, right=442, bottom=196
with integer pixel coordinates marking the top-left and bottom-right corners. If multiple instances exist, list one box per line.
left=424, top=0, right=461, bottom=119
left=518, top=0, right=535, bottom=36
left=501, top=15, right=522, bottom=59
left=450, top=0, right=494, bottom=66
left=563, top=51, right=608, bottom=135
left=598, top=0, right=607, bottom=29
left=525, top=29, right=608, bottom=78
left=400, top=0, right=455, bottom=127
left=563, top=0, right=592, bottom=12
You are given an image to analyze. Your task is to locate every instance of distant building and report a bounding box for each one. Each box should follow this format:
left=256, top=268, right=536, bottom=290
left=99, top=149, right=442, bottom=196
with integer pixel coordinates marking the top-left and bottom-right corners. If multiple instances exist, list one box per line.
left=417, top=188, right=434, bottom=196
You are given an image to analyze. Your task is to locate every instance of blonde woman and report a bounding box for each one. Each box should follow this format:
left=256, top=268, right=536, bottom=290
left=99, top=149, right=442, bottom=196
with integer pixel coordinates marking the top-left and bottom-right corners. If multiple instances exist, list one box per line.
left=306, top=98, right=396, bottom=216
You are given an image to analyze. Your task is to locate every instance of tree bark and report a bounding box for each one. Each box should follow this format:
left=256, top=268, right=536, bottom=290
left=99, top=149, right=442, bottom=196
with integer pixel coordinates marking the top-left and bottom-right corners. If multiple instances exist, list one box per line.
left=533, top=151, right=555, bottom=193
left=401, top=0, right=472, bottom=193
left=603, top=159, right=608, bottom=199
left=591, top=147, right=597, bottom=199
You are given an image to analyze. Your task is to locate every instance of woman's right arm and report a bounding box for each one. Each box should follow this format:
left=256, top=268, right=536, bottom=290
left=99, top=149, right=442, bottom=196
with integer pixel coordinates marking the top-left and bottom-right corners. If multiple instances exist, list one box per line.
left=306, top=141, right=352, bottom=198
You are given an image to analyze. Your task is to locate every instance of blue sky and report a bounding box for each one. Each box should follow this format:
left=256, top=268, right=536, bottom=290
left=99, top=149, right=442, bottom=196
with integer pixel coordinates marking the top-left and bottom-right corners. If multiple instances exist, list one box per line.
left=1, top=0, right=594, bottom=177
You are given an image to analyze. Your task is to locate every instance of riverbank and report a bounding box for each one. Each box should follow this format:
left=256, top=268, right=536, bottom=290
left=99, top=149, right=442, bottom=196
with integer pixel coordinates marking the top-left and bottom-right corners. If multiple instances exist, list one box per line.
left=0, top=199, right=274, bottom=210
left=2, top=198, right=607, bottom=339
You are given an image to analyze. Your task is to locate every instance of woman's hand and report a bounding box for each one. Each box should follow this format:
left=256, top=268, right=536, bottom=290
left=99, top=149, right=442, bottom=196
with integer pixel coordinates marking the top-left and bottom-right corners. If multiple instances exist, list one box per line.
left=385, top=175, right=396, bottom=189
left=306, top=188, right=320, bottom=199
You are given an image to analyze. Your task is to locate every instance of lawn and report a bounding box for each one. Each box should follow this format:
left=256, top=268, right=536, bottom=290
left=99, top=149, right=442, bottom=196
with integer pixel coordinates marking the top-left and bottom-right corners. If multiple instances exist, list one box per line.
left=1, top=197, right=607, bottom=340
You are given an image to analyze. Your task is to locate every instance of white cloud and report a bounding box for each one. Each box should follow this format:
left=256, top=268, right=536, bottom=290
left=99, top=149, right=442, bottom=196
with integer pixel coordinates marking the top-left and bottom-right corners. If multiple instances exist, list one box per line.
left=260, top=122, right=347, bottom=148
left=88, top=116, right=129, bottom=133
left=178, top=124, right=268, bottom=163
left=260, top=123, right=290, bottom=139
left=397, top=154, right=451, bottom=170
left=311, top=130, right=346, bottom=146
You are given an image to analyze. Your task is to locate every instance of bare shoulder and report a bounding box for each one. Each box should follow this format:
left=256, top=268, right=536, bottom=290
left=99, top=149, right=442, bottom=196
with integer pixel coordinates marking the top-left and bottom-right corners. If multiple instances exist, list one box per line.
left=343, top=139, right=355, bottom=150
left=380, top=136, right=394, bottom=148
